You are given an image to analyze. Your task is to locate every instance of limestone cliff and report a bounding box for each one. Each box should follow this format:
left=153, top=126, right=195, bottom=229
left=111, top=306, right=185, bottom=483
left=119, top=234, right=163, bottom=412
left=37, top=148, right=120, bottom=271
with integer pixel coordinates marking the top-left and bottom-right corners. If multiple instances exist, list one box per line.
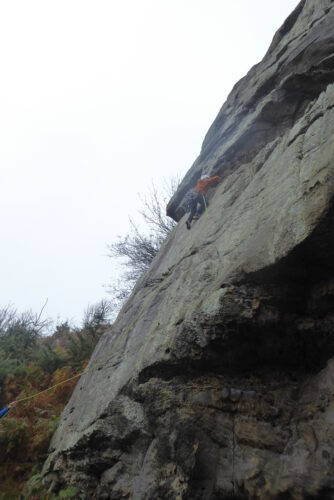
left=44, top=1, right=334, bottom=498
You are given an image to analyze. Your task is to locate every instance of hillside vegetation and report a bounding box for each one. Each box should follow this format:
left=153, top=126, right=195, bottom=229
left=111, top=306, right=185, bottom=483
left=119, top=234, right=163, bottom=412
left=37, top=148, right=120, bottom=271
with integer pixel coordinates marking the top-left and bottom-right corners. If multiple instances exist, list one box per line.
left=0, top=180, right=175, bottom=498
left=0, top=301, right=112, bottom=499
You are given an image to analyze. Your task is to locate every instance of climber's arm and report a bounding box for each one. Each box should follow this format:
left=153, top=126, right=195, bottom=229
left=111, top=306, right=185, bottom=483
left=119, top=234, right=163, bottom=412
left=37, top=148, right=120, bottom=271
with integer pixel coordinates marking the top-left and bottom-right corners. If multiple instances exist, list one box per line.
left=208, top=175, right=221, bottom=185
left=0, top=407, right=8, bottom=419
left=0, top=401, right=17, bottom=419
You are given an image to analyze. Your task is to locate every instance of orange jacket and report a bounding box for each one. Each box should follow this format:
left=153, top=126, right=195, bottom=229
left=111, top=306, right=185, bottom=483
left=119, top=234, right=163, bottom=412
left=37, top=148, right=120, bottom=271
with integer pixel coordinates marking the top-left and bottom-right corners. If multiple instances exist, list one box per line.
left=194, top=176, right=221, bottom=195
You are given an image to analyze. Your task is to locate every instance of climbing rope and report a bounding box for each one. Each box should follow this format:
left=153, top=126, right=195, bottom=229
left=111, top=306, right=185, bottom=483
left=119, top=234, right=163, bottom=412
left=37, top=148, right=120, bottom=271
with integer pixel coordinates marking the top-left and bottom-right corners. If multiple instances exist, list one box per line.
left=9, top=190, right=213, bottom=408
left=202, top=193, right=209, bottom=218
left=9, top=307, right=146, bottom=407
left=15, top=371, right=86, bottom=404
left=13, top=351, right=115, bottom=405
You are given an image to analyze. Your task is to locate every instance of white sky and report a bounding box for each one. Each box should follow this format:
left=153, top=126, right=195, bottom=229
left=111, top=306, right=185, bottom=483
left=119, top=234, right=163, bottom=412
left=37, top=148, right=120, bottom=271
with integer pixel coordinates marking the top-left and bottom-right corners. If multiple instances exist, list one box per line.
left=0, top=0, right=300, bottom=326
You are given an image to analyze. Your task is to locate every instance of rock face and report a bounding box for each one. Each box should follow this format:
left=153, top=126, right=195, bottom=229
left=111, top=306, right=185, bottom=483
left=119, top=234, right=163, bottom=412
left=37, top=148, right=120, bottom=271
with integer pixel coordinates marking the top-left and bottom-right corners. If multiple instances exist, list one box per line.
left=44, top=1, right=334, bottom=498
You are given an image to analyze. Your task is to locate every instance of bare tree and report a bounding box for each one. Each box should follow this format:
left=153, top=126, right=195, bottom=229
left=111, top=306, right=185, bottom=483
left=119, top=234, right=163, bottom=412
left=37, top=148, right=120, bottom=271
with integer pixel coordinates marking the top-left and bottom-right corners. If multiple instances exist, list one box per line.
left=107, top=177, right=179, bottom=310
left=0, top=303, right=52, bottom=365
left=0, top=305, right=17, bottom=332
left=137, top=177, right=179, bottom=239
left=0, top=302, right=51, bottom=336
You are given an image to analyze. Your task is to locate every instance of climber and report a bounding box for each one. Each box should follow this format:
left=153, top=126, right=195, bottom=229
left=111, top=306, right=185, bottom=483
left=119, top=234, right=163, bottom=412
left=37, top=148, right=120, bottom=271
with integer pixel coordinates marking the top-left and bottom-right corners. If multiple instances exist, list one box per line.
left=0, top=401, right=17, bottom=419
left=186, top=173, right=221, bottom=230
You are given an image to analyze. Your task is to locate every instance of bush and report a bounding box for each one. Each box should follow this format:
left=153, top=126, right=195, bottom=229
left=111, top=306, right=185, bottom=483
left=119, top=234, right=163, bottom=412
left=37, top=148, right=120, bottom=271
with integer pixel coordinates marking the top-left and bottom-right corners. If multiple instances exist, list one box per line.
left=37, top=346, right=66, bottom=374
left=58, top=485, right=80, bottom=499
left=0, top=417, right=29, bottom=459
left=0, top=300, right=113, bottom=498
left=30, top=414, right=60, bottom=458
left=23, top=472, right=45, bottom=499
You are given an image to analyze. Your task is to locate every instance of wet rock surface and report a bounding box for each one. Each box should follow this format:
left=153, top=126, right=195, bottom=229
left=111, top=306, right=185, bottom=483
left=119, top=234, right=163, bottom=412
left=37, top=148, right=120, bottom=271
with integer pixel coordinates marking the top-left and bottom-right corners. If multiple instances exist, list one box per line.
left=43, top=1, right=334, bottom=498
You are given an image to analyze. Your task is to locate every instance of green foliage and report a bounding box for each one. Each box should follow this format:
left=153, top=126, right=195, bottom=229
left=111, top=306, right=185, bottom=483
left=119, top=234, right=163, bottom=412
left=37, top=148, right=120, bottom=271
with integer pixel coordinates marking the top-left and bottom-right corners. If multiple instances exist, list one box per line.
left=0, top=300, right=113, bottom=498
left=31, top=414, right=60, bottom=457
left=0, top=305, right=51, bottom=403
left=0, top=351, right=17, bottom=381
left=24, top=473, right=83, bottom=500
left=55, top=321, right=71, bottom=336
left=83, top=299, right=112, bottom=332
left=0, top=492, right=21, bottom=500
left=23, top=480, right=83, bottom=500
left=0, top=417, right=29, bottom=458
left=66, top=300, right=112, bottom=366
left=58, top=485, right=80, bottom=499
left=0, top=324, right=38, bottom=362
left=37, top=345, right=66, bottom=374
left=65, top=330, right=97, bottom=367
left=0, top=306, right=50, bottom=364
left=24, top=472, right=44, bottom=498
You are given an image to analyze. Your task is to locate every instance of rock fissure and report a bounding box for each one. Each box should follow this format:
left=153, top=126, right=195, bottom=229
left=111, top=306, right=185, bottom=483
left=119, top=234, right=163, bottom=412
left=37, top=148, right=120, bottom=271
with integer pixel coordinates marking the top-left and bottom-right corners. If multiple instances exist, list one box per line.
left=287, top=110, right=325, bottom=147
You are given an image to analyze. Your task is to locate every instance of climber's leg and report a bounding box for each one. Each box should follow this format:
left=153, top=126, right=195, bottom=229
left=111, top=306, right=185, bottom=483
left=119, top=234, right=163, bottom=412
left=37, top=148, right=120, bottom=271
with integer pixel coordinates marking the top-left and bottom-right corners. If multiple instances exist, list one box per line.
left=187, top=196, right=199, bottom=229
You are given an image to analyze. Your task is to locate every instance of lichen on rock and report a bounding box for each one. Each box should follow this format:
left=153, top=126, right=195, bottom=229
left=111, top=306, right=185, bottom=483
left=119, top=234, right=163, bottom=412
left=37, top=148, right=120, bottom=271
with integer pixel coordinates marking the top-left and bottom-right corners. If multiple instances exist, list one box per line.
left=43, top=1, right=334, bottom=498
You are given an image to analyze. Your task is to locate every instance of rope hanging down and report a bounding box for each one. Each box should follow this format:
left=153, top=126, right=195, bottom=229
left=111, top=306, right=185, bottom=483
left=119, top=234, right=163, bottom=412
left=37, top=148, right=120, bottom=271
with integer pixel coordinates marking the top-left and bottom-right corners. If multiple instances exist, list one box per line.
left=202, top=194, right=208, bottom=218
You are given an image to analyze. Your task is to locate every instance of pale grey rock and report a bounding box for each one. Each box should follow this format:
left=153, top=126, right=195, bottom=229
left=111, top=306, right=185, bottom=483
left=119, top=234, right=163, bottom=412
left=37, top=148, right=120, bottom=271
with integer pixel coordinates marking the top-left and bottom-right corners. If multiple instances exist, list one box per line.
left=43, top=1, right=334, bottom=498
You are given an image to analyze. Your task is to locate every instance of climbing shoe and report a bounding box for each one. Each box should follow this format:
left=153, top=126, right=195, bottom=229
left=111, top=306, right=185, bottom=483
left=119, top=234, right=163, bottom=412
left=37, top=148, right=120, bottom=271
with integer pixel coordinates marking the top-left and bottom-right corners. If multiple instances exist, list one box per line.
left=186, top=220, right=191, bottom=230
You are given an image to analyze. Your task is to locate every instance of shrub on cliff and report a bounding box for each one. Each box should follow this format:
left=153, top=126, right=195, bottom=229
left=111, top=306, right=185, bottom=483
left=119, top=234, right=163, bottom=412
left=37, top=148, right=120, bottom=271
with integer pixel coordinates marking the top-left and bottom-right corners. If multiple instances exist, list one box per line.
left=107, top=178, right=178, bottom=309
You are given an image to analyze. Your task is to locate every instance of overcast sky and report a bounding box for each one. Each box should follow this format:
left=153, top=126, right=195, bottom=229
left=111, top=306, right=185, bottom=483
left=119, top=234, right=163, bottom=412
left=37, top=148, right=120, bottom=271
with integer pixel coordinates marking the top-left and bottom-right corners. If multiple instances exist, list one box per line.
left=0, top=0, right=300, bottom=326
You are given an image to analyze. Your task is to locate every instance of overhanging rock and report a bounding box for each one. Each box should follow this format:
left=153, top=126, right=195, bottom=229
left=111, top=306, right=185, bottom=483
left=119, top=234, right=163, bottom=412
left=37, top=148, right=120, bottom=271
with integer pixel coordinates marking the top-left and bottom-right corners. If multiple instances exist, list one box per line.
left=43, top=1, right=334, bottom=498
